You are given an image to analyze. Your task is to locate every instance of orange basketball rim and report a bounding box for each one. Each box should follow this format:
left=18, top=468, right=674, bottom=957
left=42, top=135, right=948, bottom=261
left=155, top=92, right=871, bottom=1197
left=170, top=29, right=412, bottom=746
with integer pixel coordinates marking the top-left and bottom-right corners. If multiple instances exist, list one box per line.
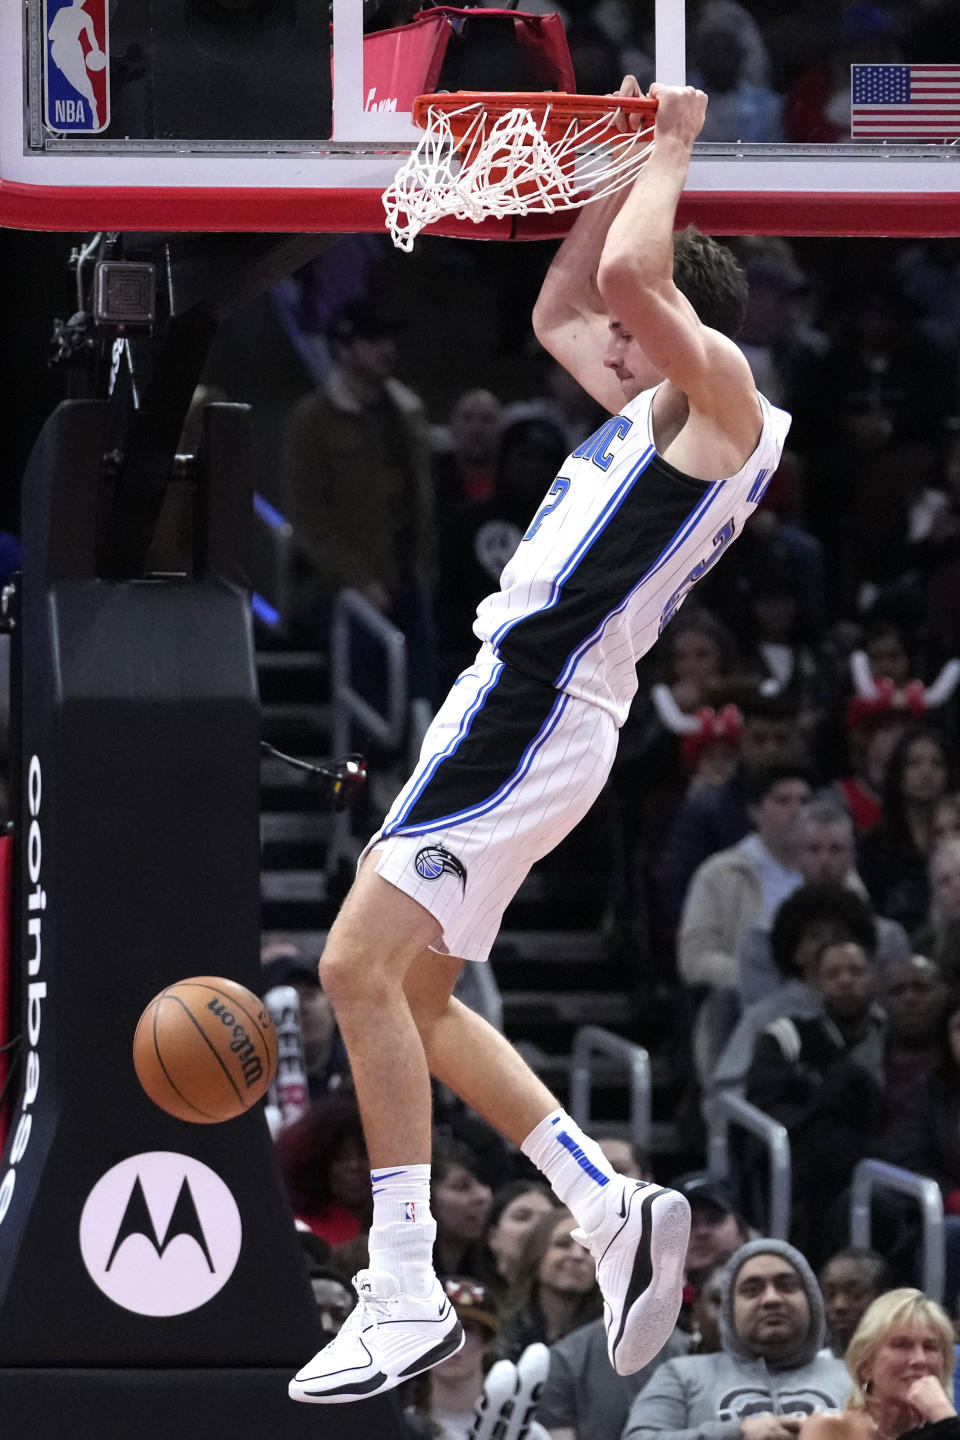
left=384, top=90, right=658, bottom=251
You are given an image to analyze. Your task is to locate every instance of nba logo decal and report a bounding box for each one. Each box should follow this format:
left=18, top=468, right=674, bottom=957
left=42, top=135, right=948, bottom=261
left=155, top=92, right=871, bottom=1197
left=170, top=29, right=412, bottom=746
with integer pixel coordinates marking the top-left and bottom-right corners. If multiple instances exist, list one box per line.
left=79, top=1152, right=242, bottom=1316
left=44, top=0, right=110, bottom=134
left=414, top=845, right=468, bottom=894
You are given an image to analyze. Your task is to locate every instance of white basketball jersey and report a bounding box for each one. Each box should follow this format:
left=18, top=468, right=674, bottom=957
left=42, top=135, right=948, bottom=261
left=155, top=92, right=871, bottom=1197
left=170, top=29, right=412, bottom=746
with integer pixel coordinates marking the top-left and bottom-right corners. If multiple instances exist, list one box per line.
left=473, top=385, right=791, bottom=725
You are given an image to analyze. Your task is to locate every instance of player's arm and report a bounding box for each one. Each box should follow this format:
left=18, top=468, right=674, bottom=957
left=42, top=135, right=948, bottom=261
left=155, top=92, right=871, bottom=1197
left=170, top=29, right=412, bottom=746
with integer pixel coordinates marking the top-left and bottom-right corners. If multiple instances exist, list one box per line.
left=81, top=12, right=98, bottom=46
left=531, top=77, right=646, bottom=416
left=597, top=84, right=761, bottom=454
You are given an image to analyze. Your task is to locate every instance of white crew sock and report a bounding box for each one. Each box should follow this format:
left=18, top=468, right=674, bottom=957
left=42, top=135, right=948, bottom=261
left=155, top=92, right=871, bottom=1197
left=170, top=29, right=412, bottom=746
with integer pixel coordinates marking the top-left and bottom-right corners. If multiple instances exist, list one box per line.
left=366, top=1164, right=437, bottom=1296
left=521, top=1107, right=618, bottom=1234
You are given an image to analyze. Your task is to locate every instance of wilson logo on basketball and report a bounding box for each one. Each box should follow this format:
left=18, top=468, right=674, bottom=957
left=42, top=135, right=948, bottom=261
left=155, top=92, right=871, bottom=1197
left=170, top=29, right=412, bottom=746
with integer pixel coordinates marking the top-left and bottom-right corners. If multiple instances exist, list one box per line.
left=206, top=1000, right=265, bottom=1088
left=132, top=977, right=278, bottom=1125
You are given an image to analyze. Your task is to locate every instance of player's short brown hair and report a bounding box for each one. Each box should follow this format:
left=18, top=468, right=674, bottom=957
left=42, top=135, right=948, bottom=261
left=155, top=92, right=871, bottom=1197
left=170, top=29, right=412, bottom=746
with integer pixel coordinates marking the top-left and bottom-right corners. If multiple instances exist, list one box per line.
left=673, top=225, right=749, bottom=339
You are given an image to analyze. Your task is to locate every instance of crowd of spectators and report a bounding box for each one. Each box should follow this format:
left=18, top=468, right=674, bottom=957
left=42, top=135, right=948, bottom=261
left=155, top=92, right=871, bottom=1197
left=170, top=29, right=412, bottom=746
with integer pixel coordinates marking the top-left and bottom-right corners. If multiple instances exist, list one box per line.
left=268, top=1055, right=960, bottom=1440
left=249, top=233, right=960, bottom=1435
left=7, top=6, right=960, bottom=1434
left=0, top=0, right=943, bottom=1423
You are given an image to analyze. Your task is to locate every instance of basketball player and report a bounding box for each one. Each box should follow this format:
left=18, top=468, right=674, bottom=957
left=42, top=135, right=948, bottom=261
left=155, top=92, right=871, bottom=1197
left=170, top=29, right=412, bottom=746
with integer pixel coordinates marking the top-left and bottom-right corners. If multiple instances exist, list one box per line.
left=289, top=79, right=791, bottom=1404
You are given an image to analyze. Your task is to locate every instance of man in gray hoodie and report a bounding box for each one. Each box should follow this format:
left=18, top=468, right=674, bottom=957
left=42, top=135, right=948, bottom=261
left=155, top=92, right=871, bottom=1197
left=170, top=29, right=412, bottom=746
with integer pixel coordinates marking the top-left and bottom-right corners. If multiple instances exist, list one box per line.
left=622, top=1238, right=850, bottom=1440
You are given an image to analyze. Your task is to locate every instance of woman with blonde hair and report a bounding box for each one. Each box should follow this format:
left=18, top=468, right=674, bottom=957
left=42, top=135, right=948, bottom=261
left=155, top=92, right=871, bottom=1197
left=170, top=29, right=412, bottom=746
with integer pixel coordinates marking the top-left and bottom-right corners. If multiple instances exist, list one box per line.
left=800, top=1289, right=958, bottom=1440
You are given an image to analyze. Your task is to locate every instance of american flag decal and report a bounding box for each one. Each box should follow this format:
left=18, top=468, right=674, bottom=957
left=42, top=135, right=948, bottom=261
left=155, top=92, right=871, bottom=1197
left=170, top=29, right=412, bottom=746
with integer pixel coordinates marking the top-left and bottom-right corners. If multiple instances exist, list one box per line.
left=851, top=64, right=960, bottom=139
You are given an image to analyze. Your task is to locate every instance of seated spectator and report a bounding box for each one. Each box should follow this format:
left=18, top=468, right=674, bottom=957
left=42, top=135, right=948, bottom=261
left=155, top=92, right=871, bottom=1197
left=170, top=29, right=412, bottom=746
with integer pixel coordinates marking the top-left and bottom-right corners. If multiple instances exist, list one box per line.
left=678, top=761, right=815, bottom=1076
left=260, top=944, right=349, bottom=1098
left=436, top=416, right=569, bottom=685
left=836, top=700, right=913, bottom=837
left=882, top=990, right=960, bottom=1310
left=833, top=623, right=916, bottom=830
left=404, top=1275, right=552, bottom=1440
left=593, top=1131, right=650, bottom=1182
left=799, top=1289, right=958, bottom=1440
left=717, top=534, right=831, bottom=733
left=882, top=954, right=948, bottom=1109
left=431, top=1137, right=494, bottom=1281
left=432, top=386, right=503, bottom=518
left=746, top=935, right=886, bottom=1263
left=708, top=882, right=881, bottom=1109
left=658, top=691, right=807, bottom=929
left=496, top=1209, right=601, bottom=1364
left=623, top=1238, right=851, bottom=1440
left=915, top=840, right=960, bottom=986
left=933, top=794, right=960, bottom=847
left=274, top=1095, right=371, bottom=1245
left=688, top=1252, right=734, bottom=1354
left=860, top=724, right=958, bottom=936
left=673, top=1174, right=753, bottom=1282
left=819, top=1247, right=893, bottom=1359
left=738, top=802, right=910, bottom=1008
left=484, top=1180, right=558, bottom=1299
left=624, top=605, right=742, bottom=834
left=859, top=622, right=914, bottom=692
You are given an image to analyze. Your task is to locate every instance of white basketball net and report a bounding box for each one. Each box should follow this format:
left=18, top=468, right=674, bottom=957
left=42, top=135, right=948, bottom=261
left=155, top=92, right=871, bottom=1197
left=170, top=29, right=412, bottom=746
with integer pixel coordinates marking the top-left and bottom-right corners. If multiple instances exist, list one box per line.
left=383, top=98, right=656, bottom=252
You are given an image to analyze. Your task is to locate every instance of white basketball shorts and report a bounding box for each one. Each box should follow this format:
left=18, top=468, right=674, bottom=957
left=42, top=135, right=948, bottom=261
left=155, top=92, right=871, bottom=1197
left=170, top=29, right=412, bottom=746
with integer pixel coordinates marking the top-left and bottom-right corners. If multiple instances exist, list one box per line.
left=361, top=648, right=617, bottom=963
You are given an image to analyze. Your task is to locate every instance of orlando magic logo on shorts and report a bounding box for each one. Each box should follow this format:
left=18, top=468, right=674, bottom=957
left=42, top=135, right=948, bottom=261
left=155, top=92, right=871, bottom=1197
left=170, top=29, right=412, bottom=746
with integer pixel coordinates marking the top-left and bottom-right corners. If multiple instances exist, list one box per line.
left=414, top=845, right=467, bottom=894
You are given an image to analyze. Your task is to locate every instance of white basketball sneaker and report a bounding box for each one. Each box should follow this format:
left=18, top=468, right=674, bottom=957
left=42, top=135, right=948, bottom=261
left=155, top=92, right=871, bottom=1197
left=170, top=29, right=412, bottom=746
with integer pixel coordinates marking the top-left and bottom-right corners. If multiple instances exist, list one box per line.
left=573, top=1177, right=690, bottom=1376
left=288, top=1267, right=464, bottom=1405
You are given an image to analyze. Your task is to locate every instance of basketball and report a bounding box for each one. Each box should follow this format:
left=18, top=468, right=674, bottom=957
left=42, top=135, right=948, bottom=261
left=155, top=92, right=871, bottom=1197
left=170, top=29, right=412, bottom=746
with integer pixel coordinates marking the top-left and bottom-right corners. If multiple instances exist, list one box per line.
left=133, top=976, right=278, bottom=1123
left=86, top=48, right=107, bottom=71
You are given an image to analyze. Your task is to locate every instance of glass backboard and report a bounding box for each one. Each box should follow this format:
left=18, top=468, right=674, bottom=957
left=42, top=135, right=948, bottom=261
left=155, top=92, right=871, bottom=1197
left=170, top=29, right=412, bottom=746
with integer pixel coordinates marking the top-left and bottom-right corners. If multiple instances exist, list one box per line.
left=3, top=0, right=960, bottom=237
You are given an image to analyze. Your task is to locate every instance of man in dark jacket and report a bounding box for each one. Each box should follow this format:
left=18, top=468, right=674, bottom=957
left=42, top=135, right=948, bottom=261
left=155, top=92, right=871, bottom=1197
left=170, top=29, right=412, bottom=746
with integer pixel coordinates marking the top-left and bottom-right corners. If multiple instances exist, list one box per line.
left=658, top=693, right=806, bottom=927
left=745, top=936, right=886, bottom=1263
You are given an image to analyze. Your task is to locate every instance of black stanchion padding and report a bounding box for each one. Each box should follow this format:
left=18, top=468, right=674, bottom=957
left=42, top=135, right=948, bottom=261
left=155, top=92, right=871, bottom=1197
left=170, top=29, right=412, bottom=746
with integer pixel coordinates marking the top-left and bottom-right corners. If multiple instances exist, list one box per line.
left=0, top=1369, right=408, bottom=1439
left=0, top=400, right=398, bottom=1433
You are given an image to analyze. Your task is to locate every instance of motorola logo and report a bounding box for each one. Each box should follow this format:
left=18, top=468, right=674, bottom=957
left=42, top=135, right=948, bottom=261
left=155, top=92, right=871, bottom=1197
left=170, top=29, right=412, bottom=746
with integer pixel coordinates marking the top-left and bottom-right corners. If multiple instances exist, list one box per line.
left=79, top=1152, right=242, bottom=1316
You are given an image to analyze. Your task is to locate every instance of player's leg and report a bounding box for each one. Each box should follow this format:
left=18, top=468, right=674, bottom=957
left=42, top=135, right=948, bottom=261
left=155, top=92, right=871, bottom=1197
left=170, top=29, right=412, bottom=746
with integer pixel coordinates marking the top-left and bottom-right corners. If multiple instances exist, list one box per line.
left=403, top=947, right=691, bottom=1378
left=403, top=950, right=557, bottom=1143
left=289, top=868, right=465, bottom=1407
left=317, top=864, right=440, bottom=1162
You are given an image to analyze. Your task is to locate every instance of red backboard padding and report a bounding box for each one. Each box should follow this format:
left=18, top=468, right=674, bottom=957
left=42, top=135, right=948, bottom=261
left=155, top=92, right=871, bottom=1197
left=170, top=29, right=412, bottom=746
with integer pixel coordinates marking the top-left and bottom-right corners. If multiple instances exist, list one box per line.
left=5, top=180, right=960, bottom=237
